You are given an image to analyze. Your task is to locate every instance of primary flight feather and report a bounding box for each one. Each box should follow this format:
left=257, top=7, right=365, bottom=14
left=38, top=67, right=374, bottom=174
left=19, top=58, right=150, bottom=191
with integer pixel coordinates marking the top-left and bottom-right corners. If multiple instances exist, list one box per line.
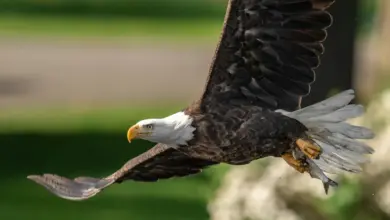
left=28, top=0, right=375, bottom=200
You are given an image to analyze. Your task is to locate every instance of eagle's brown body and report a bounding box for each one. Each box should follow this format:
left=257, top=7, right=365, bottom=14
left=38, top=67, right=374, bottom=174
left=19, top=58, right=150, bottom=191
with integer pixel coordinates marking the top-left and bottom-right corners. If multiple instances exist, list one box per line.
left=184, top=105, right=307, bottom=165
left=27, top=0, right=375, bottom=200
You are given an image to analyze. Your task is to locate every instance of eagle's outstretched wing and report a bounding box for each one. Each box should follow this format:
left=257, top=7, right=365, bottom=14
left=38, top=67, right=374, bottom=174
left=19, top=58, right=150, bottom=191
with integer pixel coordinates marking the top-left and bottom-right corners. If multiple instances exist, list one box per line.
left=27, top=144, right=218, bottom=201
left=200, top=0, right=335, bottom=111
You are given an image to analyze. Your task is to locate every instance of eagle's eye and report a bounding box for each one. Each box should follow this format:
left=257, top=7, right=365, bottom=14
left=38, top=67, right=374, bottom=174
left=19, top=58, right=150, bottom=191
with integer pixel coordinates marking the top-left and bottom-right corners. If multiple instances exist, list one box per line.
left=144, top=124, right=154, bottom=129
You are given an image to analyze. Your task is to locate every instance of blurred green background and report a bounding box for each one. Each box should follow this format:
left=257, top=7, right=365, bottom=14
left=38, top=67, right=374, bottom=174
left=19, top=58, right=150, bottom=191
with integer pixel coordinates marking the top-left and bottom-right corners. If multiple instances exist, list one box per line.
left=1, top=1, right=389, bottom=220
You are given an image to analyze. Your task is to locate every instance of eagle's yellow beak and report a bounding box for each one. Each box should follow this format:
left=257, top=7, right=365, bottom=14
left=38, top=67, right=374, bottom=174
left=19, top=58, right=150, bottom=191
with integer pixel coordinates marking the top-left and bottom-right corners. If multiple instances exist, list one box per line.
left=127, top=124, right=140, bottom=143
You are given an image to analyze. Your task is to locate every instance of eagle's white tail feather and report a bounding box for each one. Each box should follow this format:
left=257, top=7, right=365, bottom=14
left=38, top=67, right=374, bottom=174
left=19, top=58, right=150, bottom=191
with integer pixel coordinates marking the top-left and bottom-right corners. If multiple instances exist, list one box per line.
left=278, top=89, right=374, bottom=181
left=301, top=104, right=364, bottom=124
left=314, top=139, right=366, bottom=172
left=288, top=89, right=356, bottom=118
left=327, top=133, right=374, bottom=154
left=309, top=122, right=374, bottom=139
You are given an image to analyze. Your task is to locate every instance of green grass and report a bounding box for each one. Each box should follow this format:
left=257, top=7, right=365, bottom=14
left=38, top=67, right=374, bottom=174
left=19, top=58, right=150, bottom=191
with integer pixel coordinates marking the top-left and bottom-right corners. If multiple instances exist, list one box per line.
left=0, top=105, right=184, bottom=133
left=1, top=177, right=213, bottom=220
left=1, top=162, right=225, bottom=220
left=0, top=14, right=223, bottom=43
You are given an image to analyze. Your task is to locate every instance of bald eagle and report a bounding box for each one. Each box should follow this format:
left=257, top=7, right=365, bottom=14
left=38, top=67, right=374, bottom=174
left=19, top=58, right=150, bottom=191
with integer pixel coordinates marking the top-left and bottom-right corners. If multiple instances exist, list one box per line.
left=28, top=0, right=375, bottom=200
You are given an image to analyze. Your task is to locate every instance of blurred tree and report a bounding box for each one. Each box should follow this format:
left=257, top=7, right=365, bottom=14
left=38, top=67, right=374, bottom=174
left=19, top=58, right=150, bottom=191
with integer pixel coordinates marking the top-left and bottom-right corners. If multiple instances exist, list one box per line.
left=355, top=0, right=390, bottom=99
left=374, top=0, right=390, bottom=73
left=302, top=1, right=358, bottom=106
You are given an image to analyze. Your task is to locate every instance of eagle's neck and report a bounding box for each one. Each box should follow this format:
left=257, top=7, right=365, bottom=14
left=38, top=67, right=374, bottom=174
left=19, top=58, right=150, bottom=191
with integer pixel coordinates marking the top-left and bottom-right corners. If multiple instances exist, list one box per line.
left=158, top=112, right=196, bottom=146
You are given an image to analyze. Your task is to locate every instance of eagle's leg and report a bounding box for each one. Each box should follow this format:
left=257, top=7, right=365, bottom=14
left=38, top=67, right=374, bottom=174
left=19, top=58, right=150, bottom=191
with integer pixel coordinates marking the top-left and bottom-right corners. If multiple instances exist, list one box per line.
left=281, top=152, right=308, bottom=173
left=295, top=138, right=321, bottom=159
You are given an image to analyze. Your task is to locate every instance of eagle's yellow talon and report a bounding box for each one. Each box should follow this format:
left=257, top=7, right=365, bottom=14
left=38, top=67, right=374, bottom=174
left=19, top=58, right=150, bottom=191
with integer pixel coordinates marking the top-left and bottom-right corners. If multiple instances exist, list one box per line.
left=282, top=153, right=308, bottom=173
left=296, top=139, right=321, bottom=159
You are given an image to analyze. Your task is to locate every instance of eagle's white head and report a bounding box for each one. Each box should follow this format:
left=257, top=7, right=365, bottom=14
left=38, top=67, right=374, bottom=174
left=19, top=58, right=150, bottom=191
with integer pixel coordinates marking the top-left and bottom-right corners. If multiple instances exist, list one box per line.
left=127, top=112, right=196, bottom=146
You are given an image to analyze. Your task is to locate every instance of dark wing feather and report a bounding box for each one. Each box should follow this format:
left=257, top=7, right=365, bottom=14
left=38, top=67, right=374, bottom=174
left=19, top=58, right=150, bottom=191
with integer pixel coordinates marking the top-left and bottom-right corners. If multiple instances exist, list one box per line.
left=200, top=0, right=335, bottom=111
left=27, top=144, right=217, bottom=201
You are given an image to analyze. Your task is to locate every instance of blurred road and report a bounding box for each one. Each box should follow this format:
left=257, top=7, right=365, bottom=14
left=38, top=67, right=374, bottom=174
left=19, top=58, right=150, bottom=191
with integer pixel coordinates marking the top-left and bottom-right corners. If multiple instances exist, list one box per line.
left=0, top=39, right=215, bottom=108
